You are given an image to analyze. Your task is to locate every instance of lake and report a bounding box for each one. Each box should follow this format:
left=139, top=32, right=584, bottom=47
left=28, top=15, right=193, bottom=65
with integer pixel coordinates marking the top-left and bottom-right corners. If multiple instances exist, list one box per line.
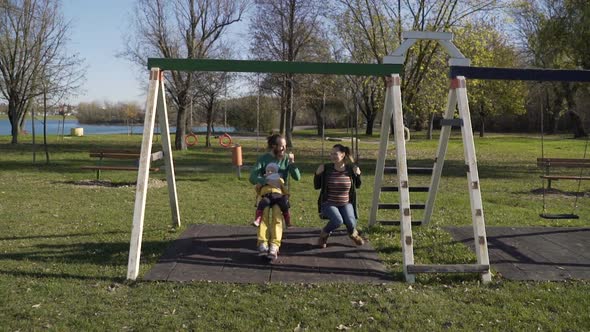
left=0, top=119, right=234, bottom=135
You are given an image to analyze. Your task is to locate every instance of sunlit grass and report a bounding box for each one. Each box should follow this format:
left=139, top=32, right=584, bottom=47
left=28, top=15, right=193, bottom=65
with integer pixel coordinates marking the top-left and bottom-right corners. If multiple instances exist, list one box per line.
left=0, top=131, right=589, bottom=330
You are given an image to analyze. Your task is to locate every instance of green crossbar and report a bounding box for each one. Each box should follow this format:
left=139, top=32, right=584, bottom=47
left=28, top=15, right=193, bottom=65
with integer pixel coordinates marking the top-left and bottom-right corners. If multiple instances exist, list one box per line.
left=147, top=58, right=402, bottom=76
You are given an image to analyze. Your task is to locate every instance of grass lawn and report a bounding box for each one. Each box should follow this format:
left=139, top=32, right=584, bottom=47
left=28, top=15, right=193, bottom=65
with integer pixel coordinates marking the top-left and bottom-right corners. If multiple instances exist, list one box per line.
left=1, top=130, right=589, bottom=331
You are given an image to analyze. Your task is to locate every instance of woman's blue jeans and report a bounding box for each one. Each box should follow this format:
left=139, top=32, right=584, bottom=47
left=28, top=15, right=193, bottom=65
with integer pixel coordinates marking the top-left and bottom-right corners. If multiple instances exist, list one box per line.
left=321, top=203, right=356, bottom=235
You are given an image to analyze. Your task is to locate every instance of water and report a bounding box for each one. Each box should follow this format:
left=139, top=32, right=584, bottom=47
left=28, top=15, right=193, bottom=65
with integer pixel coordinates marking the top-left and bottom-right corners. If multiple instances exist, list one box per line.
left=0, top=119, right=234, bottom=135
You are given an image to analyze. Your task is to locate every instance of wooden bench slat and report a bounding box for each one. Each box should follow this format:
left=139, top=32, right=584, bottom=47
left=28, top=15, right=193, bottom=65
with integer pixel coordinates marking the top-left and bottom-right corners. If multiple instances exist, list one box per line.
left=406, top=264, right=490, bottom=274
left=81, top=166, right=160, bottom=171
left=540, top=175, right=590, bottom=180
left=89, top=152, right=140, bottom=159
left=89, top=151, right=163, bottom=161
left=537, top=157, right=590, bottom=168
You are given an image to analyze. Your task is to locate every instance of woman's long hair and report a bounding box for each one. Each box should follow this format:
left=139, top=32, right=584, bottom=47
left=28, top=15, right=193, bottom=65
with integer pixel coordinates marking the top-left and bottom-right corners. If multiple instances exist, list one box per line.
left=333, top=144, right=354, bottom=164
left=267, top=134, right=283, bottom=150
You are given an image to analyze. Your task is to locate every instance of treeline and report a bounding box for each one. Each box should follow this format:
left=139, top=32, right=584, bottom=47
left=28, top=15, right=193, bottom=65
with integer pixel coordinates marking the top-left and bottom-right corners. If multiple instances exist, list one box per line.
left=75, top=101, right=143, bottom=125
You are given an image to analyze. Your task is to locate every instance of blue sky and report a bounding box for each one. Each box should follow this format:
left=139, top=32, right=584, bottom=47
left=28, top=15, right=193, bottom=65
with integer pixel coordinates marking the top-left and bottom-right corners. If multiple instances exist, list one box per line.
left=62, top=0, right=251, bottom=107
left=63, top=0, right=143, bottom=105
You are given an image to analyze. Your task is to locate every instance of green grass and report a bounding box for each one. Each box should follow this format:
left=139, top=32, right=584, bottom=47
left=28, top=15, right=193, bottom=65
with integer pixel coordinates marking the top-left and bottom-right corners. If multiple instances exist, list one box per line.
left=1, top=131, right=589, bottom=331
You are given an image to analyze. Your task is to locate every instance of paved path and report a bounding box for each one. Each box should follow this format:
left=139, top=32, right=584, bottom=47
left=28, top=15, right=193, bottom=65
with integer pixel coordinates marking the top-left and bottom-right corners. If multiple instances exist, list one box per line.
left=446, top=227, right=590, bottom=280
left=144, top=225, right=392, bottom=283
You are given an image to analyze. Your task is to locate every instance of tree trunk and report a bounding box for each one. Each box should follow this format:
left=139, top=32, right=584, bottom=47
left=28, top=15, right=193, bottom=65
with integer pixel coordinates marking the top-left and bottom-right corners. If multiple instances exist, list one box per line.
left=9, top=99, right=21, bottom=144
left=174, top=102, right=188, bottom=151
left=365, top=116, right=374, bottom=136
left=285, top=75, right=294, bottom=148
left=279, top=77, right=287, bottom=135
left=205, top=99, right=215, bottom=148
left=479, top=104, right=485, bottom=138
left=567, top=110, right=587, bottom=138
left=479, top=115, right=485, bottom=138
left=427, top=112, right=434, bottom=140
left=43, top=90, right=50, bottom=164
left=315, top=108, right=324, bottom=137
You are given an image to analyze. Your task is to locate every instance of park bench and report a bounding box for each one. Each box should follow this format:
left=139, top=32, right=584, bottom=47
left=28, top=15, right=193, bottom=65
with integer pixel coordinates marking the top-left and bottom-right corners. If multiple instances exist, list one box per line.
left=537, top=157, right=590, bottom=188
left=81, top=149, right=163, bottom=180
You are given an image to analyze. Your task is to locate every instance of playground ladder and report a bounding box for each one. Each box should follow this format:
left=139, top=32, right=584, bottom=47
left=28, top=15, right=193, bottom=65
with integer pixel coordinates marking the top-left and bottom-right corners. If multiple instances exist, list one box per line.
left=369, top=31, right=491, bottom=283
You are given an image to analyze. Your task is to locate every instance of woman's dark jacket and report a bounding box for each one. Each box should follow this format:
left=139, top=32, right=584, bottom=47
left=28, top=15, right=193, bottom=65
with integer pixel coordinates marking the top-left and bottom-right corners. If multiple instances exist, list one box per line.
left=313, top=163, right=362, bottom=219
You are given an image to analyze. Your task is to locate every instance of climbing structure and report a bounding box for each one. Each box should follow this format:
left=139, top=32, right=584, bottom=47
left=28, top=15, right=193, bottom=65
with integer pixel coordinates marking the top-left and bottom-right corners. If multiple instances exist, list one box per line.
left=369, top=31, right=491, bottom=283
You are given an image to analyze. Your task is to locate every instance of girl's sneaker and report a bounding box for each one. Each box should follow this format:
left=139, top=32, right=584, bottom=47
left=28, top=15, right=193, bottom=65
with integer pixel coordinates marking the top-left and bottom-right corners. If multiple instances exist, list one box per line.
left=251, top=217, right=261, bottom=227
left=267, top=244, right=279, bottom=260
left=257, top=243, right=268, bottom=257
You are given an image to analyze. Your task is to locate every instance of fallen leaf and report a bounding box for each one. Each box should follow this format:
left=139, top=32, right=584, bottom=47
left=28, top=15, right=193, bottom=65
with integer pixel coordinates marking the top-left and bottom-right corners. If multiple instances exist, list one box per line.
left=32, top=304, right=41, bottom=308
left=293, top=322, right=307, bottom=332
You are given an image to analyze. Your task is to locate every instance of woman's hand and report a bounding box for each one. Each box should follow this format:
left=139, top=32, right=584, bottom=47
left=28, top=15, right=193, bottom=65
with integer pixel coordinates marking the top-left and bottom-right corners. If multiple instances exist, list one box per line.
left=288, top=152, right=295, bottom=164
left=315, top=164, right=324, bottom=175
left=353, top=165, right=361, bottom=176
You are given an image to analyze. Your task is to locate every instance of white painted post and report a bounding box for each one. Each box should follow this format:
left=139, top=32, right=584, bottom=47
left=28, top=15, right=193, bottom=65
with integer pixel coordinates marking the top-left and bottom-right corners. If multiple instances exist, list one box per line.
left=369, top=78, right=394, bottom=227
left=390, top=75, right=415, bottom=283
left=156, top=77, right=181, bottom=228
left=422, top=86, right=458, bottom=225
left=455, top=76, right=491, bottom=283
left=127, top=68, right=161, bottom=280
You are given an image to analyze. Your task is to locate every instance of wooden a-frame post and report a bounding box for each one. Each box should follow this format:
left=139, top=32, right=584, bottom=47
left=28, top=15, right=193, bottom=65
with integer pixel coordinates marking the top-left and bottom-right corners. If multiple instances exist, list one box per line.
left=127, top=68, right=180, bottom=280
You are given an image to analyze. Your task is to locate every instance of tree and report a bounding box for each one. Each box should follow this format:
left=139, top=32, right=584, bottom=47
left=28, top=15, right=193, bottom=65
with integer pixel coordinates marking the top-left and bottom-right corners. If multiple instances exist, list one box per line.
left=453, top=22, right=526, bottom=137
left=332, top=4, right=389, bottom=135
left=123, top=0, right=247, bottom=150
left=195, top=71, right=230, bottom=147
left=512, top=0, right=589, bottom=137
left=332, top=0, right=507, bottom=135
left=0, top=0, right=85, bottom=144
left=249, top=0, right=324, bottom=147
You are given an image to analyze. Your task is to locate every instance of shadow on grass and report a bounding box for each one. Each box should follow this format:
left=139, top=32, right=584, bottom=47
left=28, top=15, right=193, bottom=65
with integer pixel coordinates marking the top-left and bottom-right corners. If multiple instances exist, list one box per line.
left=0, top=230, right=127, bottom=241
left=0, top=240, right=169, bottom=281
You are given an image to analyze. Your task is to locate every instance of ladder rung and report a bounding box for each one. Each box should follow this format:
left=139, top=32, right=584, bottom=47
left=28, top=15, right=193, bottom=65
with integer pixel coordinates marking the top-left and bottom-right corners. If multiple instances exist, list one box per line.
left=380, top=186, right=429, bottom=192
left=384, top=166, right=433, bottom=174
left=378, top=220, right=422, bottom=226
left=378, top=203, right=426, bottom=210
left=406, top=264, right=490, bottom=274
left=440, top=118, right=464, bottom=127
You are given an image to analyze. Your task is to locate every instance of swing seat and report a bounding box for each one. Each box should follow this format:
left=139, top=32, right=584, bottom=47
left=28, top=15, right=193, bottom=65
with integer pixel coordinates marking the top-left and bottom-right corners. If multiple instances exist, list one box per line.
left=539, top=213, right=579, bottom=220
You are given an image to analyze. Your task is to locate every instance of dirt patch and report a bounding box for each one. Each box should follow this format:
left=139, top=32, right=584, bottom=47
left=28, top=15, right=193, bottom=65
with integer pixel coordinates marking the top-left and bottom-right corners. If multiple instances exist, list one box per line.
left=69, top=179, right=167, bottom=189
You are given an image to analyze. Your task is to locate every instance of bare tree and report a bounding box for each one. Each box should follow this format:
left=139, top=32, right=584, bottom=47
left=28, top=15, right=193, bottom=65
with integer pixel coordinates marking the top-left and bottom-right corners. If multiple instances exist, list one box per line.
left=122, top=0, right=247, bottom=150
left=195, top=71, right=231, bottom=147
left=333, top=0, right=506, bottom=133
left=250, top=0, right=324, bottom=147
left=0, top=0, right=85, bottom=144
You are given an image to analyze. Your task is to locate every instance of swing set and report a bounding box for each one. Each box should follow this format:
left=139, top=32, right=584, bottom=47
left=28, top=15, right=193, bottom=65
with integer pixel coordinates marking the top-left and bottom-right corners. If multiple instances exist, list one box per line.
left=538, top=104, right=590, bottom=219
left=125, top=57, right=402, bottom=280
left=125, top=31, right=590, bottom=283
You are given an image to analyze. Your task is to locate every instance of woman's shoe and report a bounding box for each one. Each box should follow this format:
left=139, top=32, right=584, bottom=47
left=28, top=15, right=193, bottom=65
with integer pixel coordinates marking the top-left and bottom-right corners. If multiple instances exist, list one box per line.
left=317, top=231, right=329, bottom=248
left=350, top=229, right=364, bottom=246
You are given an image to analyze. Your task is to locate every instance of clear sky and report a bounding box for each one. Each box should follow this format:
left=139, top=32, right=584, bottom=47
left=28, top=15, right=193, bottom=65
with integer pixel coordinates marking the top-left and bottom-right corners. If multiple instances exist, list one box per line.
left=62, top=0, right=251, bottom=107
left=62, top=0, right=144, bottom=106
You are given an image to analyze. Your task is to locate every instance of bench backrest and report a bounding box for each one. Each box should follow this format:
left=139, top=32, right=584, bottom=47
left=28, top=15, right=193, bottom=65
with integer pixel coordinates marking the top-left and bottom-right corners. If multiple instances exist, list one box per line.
left=537, top=157, right=590, bottom=168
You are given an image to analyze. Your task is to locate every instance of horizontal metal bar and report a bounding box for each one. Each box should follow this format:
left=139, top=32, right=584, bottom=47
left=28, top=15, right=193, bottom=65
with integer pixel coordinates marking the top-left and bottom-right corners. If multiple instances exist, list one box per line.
left=148, top=58, right=402, bottom=76
left=450, top=66, right=590, bottom=82
left=380, top=186, right=430, bottom=192
left=378, top=203, right=426, bottom=209
left=383, top=166, right=433, bottom=174
left=406, top=264, right=490, bottom=273
left=440, top=119, right=463, bottom=127
left=378, top=220, right=423, bottom=226
left=402, top=31, right=453, bottom=41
